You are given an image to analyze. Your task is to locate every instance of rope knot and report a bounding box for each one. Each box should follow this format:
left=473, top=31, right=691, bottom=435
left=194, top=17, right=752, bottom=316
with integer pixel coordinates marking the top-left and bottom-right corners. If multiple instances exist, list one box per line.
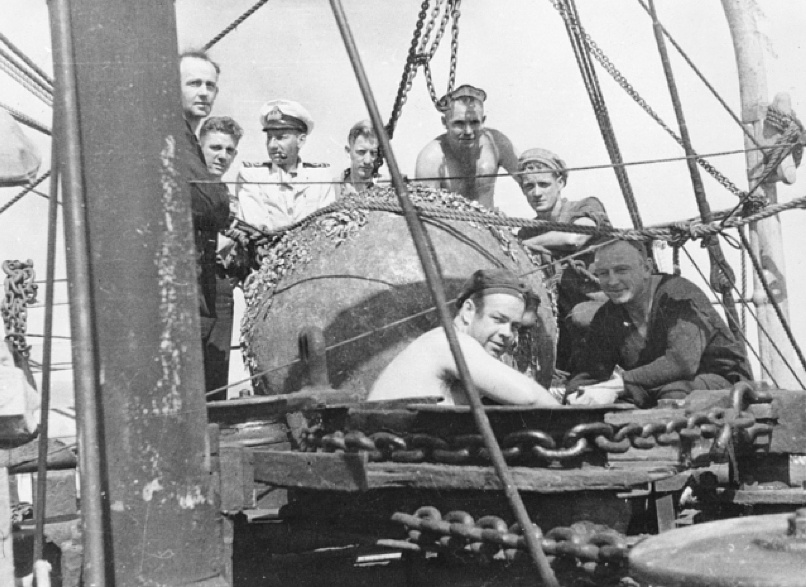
left=668, top=221, right=693, bottom=246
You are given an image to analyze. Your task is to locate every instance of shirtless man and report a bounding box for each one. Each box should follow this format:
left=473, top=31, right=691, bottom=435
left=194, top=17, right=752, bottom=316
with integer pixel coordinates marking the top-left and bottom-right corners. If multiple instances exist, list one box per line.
left=368, top=269, right=558, bottom=406
left=415, top=84, right=520, bottom=209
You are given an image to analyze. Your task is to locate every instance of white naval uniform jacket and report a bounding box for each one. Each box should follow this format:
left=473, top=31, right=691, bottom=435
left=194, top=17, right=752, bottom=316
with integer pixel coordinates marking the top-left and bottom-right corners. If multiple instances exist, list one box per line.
left=235, top=159, right=336, bottom=230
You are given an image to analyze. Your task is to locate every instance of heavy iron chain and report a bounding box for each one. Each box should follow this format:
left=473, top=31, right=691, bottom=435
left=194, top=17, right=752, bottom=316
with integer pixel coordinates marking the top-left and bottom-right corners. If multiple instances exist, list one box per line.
left=547, top=0, right=746, bottom=200
left=391, top=506, right=629, bottom=565
left=304, top=406, right=768, bottom=466
left=1, top=260, right=37, bottom=357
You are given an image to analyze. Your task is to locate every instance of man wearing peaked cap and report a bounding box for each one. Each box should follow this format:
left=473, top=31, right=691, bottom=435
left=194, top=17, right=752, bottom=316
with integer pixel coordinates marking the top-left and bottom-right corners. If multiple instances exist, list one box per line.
left=367, top=268, right=558, bottom=406
left=414, top=84, right=521, bottom=209
left=517, top=147, right=612, bottom=374
left=235, top=99, right=335, bottom=231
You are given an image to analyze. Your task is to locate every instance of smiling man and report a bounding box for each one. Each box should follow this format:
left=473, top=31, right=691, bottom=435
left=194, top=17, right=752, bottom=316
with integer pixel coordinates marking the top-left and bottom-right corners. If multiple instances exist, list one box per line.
left=414, top=85, right=520, bottom=209
left=517, top=148, right=611, bottom=373
left=367, top=269, right=558, bottom=406
left=567, top=240, right=751, bottom=407
left=235, top=99, right=335, bottom=232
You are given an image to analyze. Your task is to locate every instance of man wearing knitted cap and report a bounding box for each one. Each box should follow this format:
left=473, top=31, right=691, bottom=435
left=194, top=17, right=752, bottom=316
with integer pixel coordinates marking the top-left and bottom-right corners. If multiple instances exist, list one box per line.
left=414, top=85, right=520, bottom=209
left=235, top=99, right=336, bottom=231
left=367, top=269, right=558, bottom=406
left=517, top=148, right=612, bottom=373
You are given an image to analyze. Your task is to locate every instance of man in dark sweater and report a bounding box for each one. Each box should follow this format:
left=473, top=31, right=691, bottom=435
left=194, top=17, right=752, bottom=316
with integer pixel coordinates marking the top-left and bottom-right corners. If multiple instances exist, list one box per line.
left=177, top=50, right=231, bottom=397
left=567, top=240, right=751, bottom=407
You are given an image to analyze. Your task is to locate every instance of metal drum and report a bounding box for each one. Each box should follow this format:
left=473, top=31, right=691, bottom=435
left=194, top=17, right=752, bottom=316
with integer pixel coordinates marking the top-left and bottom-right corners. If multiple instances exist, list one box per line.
left=629, top=510, right=806, bottom=587
left=242, top=186, right=556, bottom=396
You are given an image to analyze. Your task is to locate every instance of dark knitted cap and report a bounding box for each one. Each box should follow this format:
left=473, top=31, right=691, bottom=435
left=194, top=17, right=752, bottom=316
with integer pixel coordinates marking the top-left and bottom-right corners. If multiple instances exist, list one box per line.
left=456, top=269, right=530, bottom=309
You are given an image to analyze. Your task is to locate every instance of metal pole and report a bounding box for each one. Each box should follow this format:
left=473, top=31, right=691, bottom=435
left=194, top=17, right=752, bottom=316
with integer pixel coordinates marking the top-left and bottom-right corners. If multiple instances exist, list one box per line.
left=328, top=2, right=558, bottom=585
left=721, top=0, right=800, bottom=387
left=33, top=86, right=60, bottom=566
left=63, top=0, right=225, bottom=584
left=46, top=0, right=107, bottom=585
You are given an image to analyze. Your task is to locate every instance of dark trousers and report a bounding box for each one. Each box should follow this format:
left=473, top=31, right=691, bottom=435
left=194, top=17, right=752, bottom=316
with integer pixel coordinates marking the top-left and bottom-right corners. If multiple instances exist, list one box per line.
left=203, top=269, right=235, bottom=400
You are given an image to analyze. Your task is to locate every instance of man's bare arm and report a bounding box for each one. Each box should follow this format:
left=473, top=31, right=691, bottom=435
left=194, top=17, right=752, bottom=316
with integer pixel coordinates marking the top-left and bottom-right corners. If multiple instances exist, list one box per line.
left=446, top=333, right=558, bottom=405
left=522, top=217, right=596, bottom=250
left=488, top=128, right=520, bottom=185
left=415, top=140, right=445, bottom=190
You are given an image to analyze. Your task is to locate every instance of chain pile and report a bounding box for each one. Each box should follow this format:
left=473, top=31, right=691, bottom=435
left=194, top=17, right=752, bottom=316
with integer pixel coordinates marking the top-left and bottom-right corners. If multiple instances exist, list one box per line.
left=391, top=506, right=628, bottom=565
left=1, top=260, right=37, bottom=357
left=304, top=406, right=768, bottom=466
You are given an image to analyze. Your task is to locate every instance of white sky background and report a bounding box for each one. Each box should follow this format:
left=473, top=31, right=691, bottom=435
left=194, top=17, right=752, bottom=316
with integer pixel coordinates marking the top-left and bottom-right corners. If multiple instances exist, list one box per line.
left=2, top=0, right=806, bottom=385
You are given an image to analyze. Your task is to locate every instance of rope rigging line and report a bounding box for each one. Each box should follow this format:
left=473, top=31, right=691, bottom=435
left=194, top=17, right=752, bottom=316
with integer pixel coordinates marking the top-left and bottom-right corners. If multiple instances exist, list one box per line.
left=719, top=122, right=804, bottom=226
left=681, top=245, right=785, bottom=388
left=0, top=102, right=51, bottom=136
left=558, top=0, right=642, bottom=229
left=0, top=42, right=52, bottom=98
left=547, top=0, right=747, bottom=201
left=737, top=228, right=806, bottom=378
left=647, top=0, right=742, bottom=343
left=0, top=53, right=53, bottom=106
left=203, top=0, right=273, bottom=50
left=634, top=0, right=761, bottom=150
left=0, top=31, right=53, bottom=89
left=0, top=172, right=51, bottom=216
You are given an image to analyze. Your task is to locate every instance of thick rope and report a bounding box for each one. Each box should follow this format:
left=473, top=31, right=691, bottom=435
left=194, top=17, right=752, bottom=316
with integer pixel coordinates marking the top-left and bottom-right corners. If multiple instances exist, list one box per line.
left=0, top=173, right=51, bottom=215
left=0, top=53, right=53, bottom=106
left=203, top=0, right=272, bottom=50
left=235, top=189, right=806, bottom=247
left=0, top=102, right=51, bottom=136
left=0, top=31, right=53, bottom=89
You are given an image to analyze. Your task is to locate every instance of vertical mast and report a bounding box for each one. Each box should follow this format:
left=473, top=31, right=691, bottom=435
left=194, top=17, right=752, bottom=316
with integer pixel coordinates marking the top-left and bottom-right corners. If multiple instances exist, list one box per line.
left=57, top=0, right=226, bottom=584
left=722, top=0, right=800, bottom=387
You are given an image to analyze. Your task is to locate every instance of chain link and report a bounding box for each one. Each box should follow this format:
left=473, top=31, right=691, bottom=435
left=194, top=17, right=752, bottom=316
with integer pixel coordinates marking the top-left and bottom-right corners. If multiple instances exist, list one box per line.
left=392, top=506, right=629, bottom=564
left=1, top=259, right=37, bottom=357
left=305, top=402, right=767, bottom=466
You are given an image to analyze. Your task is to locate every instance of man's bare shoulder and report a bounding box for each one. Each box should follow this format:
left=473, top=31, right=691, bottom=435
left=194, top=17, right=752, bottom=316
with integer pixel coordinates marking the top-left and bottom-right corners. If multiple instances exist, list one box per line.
left=417, top=135, right=447, bottom=158
left=484, top=128, right=514, bottom=146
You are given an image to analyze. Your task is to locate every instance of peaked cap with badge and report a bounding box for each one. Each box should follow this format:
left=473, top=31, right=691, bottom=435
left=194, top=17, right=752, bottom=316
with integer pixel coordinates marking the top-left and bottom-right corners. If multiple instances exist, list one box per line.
left=518, top=148, right=569, bottom=185
left=259, top=99, right=314, bottom=134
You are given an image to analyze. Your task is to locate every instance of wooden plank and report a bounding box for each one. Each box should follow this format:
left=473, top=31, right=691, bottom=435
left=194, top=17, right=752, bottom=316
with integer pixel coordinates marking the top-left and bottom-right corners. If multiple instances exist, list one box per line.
left=251, top=450, right=678, bottom=493
left=655, top=493, right=676, bottom=533
left=220, top=446, right=255, bottom=512
left=253, top=450, right=369, bottom=492
left=722, top=488, right=806, bottom=504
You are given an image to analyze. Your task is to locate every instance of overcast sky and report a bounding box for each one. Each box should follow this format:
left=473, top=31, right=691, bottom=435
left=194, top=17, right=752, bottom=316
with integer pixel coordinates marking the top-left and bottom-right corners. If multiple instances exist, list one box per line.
left=3, top=0, right=806, bottom=384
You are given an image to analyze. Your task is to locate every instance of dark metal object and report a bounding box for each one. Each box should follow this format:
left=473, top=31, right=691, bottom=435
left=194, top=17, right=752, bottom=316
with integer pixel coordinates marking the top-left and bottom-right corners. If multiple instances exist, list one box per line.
left=299, top=326, right=329, bottom=388
left=328, top=2, right=558, bottom=584
left=59, top=0, right=225, bottom=584
left=46, top=1, right=107, bottom=585
left=33, top=89, right=60, bottom=565
left=630, top=512, right=806, bottom=586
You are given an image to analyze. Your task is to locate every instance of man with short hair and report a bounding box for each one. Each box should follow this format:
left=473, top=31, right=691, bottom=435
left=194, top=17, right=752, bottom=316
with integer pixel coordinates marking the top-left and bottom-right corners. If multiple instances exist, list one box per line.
left=367, top=269, right=558, bottom=406
left=517, top=148, right=611, bottom=372
left=236, top=99, right=336, bottom=231
left=336, top=119, right=381, bottom=198
left=199, top=115, right=244, bottom=398
left=567, top=240, right=751, bottom=407
left=200, top=115, right=243, bottom=180
left=176, top=50, right=231, bottom=396
left=414, top=85, right=520, bottom=209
